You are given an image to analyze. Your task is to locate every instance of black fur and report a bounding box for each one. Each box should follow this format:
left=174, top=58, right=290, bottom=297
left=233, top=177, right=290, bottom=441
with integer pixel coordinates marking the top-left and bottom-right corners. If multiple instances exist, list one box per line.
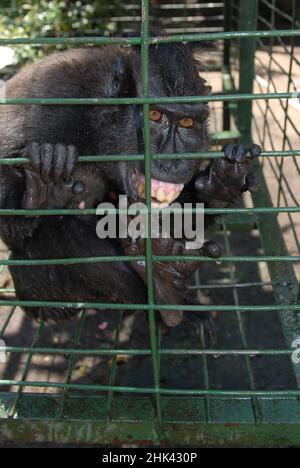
left=0, top=44, right=260, bottom=326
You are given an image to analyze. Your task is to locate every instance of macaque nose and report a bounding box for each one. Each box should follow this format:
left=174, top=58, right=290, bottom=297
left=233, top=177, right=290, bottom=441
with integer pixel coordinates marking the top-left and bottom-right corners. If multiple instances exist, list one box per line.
left=150, top=159, right=188, bottom=184
left=157, top=159, right=173, bottom=172
left=152, top=158, right=180, bottom=174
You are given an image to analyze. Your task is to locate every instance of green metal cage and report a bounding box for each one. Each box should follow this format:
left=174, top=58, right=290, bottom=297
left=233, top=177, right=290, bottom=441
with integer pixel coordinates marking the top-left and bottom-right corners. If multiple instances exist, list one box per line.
left=1, top=0, right=300, bottom=447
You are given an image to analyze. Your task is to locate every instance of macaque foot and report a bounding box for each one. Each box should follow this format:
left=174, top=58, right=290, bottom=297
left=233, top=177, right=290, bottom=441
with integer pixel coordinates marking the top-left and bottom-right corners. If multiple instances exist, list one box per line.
left=22, top=142, right=78, bottom=183
left=157, top=239, right=222, bottom=328
left=123, top=235, right=222, bottom=328
left=195, top=144, right=262, bottom=202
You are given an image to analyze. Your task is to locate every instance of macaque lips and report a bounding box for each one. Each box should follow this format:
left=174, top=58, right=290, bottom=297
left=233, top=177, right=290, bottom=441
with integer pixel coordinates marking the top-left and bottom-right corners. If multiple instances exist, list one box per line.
left=132, top=170, right=184, bottom=208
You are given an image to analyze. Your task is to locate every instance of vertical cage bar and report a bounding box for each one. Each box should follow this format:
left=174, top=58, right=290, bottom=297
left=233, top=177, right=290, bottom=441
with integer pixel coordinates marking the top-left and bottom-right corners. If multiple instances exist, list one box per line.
left=260, top=0, right=276, bottom=163
left=200, top=324, right=212, bottom=423
left=276, top=0, right=296, bottom=207
left=57, top=311, right=87, bottom=419
left=0, top=307, right=16, bottom=337
left=252, top=167, right=300, bottom=386
left=222, top=221, right=263, bottom=424
left=141, top=0, right=162, bottom=424
left=194, top=269, right=212, bottom=423
left=8, top=321, right=45, bottom=418
left=106, top=310, right=124, bottom=419
left=223, top=0, right=232, bottom=131
left=238, top=0, right=258, bottom=142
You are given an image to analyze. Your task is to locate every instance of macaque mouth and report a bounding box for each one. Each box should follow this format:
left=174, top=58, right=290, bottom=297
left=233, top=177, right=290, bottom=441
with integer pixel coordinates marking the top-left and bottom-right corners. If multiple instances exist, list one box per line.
left=132, top=169, right=184, bottom=208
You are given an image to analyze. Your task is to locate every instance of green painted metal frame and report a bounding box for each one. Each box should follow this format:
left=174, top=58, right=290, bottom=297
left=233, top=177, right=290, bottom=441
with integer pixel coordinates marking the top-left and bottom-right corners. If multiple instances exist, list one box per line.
left=1, top=394, right=300, bottom=447
left=0, top=0, right=300, bottom=446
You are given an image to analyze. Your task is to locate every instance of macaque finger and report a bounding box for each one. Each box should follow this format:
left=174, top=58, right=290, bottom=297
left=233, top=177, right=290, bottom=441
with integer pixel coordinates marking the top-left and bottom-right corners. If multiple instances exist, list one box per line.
left=65, top=145, right=78, bottom=181
left=40, top=144, right=54, bottom=183
left=53, top=144, right=67, bottom=183
left=23, top=142, right=41, bottom=174
left=249, top=144, right=262, bottom=159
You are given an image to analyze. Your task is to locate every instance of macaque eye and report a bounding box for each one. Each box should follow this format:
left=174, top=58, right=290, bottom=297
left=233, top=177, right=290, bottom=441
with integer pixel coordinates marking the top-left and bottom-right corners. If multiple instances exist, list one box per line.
left=179, top=117, right=194, bottom=128
left=149, top=109, right=162, bottom=122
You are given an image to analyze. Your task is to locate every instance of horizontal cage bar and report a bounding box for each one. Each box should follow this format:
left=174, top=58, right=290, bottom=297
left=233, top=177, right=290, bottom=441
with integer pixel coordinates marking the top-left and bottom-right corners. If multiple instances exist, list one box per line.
left=0, top=150, right=299, bottom=165
left=0, top=206, right=299, bottom=216
left=1, top=92, right=300, bottom=105
left=0, top=380, right=300, bottom=397
left=0, top=29, right=299, bottom=46
left=0, top=300, right=299, bottom=312
left=0, top=346, right=296, bottom=357
left=1, top=255, right=300, bottom=267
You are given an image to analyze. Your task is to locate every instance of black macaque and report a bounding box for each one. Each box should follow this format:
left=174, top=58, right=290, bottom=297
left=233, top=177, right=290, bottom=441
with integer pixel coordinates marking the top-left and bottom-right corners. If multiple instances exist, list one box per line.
left=0, top=42, right=261, bottom=330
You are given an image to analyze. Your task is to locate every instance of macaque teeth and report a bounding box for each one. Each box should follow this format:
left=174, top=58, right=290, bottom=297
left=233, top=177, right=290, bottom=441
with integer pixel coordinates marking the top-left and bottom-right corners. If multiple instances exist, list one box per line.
left=154, top=189, right=179, bottom=205
left=138, top=183, right=145, bottom=197
left=156, top=187, right=166, bottom=202
left=166, top=191, right=177, bottom=204
left=134, top=170, right=184, bottom=204
left=151, top=201, right=169, bottom=209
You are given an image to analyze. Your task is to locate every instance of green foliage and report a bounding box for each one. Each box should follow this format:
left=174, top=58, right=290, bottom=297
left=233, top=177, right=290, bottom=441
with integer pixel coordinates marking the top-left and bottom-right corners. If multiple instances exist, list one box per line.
left=0, top=0, right=124, bottom=63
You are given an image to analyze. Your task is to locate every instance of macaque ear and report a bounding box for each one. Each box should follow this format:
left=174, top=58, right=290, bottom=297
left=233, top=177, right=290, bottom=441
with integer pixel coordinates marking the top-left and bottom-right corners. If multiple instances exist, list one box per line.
left=110, top=56, right=136, bottom=98
left=198, top=75, right=212, bottom=96
left=202, top=84, right=212, bottom=96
